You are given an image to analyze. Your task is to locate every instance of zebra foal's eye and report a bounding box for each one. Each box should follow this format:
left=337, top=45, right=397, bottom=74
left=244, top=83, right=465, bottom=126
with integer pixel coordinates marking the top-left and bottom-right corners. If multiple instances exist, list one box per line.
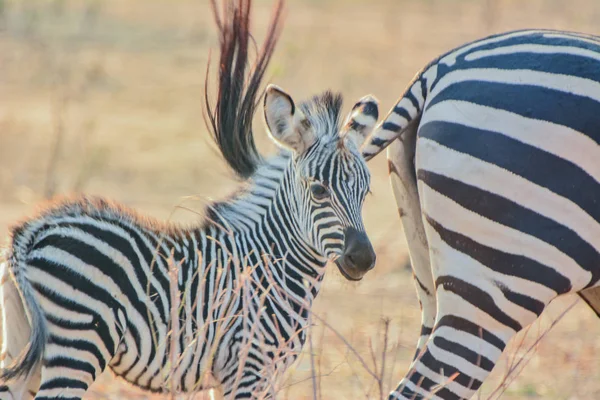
left=310, top=182, right=329, bottom=200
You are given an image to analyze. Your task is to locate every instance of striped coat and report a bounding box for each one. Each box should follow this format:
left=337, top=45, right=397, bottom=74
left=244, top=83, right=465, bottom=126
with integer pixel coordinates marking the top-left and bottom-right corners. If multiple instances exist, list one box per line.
left=362, top=29, right=600, bottom=399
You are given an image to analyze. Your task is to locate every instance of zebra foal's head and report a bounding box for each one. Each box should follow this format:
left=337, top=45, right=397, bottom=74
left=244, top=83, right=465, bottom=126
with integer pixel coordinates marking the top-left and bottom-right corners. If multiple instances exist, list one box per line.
left=264, top=85, right=379, bottom=280
left=206, top=0, right=378, bottom=281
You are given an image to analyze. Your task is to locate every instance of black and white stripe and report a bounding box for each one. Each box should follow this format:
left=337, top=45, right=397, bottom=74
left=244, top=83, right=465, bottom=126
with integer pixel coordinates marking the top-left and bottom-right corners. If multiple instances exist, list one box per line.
left=0, top=1, right=379, bottom=399
left=362, top=29, right=600, bottom=399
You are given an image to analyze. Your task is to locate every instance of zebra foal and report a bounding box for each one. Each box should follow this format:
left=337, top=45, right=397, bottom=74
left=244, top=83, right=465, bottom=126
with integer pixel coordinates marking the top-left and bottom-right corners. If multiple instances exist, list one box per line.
left=362, top=29, right=600, bottom=399
left=0, top=0, right=379, bottom=398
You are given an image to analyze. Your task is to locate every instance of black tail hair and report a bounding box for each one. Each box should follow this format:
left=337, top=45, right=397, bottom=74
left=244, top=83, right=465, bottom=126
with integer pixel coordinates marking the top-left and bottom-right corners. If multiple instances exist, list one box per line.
left=205, top=0, right=285, bottom=179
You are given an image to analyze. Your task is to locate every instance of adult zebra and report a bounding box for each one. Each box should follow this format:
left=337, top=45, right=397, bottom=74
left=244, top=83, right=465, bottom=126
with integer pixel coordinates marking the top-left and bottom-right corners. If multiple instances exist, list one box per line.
left=361, top=29, right=600, bottom=399
left=0, top=0, right=379, bottom=398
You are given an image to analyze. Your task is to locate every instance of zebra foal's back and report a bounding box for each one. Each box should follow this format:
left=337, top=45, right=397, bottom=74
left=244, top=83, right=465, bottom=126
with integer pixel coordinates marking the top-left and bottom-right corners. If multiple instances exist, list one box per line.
left=4, top=198, right=197, bottom=389
left=362, top=29, right=600, bottom=399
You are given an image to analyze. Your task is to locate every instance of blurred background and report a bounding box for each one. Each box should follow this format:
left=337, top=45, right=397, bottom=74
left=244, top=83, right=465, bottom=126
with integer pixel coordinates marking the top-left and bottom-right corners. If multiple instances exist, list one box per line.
left=1, top=0, right=600, bottom=398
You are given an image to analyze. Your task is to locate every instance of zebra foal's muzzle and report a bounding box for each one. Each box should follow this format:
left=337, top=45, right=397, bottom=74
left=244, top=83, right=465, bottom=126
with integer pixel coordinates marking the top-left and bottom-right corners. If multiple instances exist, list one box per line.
left=335, top=226, right=376, bottom=281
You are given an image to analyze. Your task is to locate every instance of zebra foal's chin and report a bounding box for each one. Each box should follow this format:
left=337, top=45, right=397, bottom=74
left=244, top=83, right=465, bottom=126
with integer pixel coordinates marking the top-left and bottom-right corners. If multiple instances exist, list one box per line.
left=363, top=29, right=600, bottom=399
left=0, top=0, right=380, bottom=399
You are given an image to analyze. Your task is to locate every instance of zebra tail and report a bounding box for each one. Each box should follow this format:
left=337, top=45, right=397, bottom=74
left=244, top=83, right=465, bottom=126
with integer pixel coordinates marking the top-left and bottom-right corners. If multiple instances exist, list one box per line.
left=0, top=237, right=48, bottom=382
left=361, top=69, right=429, bottom=162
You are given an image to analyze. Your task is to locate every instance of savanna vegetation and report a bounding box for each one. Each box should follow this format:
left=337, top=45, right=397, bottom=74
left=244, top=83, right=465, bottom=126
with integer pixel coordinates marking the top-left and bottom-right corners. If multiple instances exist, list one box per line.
left=1, top=0, right=600, bottom=398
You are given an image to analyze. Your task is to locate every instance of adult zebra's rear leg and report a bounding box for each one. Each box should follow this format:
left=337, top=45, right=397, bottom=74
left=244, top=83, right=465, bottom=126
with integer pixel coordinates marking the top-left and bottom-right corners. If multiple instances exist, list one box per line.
left=389, top=128, right=583, bottom=399
left=389, top=190, right=549, bottom=399
left=387, top=122, right=437, bottom=358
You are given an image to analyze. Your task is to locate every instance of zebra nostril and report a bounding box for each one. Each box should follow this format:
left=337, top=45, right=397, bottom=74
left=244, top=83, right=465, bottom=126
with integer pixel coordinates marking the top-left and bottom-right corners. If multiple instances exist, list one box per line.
left=344, top=251, right=375, bottom=271
left=346, top=254, right=357, bottom=267
left=368, top=253, right=376, bottom=270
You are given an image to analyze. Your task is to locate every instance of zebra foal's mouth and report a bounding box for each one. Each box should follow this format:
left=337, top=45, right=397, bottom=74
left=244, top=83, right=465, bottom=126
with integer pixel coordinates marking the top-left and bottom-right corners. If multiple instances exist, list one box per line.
left=335, top=259, right=365, bottom=281
left=333, top=226, right=376, bottom=281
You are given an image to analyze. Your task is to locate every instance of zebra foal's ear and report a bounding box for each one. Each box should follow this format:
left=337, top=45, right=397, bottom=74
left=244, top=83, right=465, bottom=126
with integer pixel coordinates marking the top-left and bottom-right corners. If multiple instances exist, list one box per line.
left=264, top=84, right=316, bottom=154
left=341, top=95, right=379, bottom=149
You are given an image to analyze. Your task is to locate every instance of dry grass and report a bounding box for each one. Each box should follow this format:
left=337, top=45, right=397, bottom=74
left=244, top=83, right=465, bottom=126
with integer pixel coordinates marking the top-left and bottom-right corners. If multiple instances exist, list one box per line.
left=2, top=0, right=600, bottom=398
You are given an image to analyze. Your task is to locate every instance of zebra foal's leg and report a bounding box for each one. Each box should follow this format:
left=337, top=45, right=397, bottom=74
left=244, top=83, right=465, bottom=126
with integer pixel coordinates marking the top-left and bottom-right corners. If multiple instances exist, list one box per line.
left=387, top=124, right=436, bottom=357
left=33, top=321, right=116, bottom=400
left=31, top=296, right=122, bottom=400
left=1, top=264, right=41, bottom=400
left=218, top=340, right=287, bottom=399
left=220, top=357, right=272, bottom=399
left=27, top=276, right=121, bottom=400
left=220, top=367, right=264, bottom=399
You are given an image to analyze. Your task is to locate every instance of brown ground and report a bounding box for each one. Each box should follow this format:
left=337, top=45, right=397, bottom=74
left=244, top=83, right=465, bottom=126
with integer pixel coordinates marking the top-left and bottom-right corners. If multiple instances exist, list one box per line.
left=1, top=0, right=600, bottom=398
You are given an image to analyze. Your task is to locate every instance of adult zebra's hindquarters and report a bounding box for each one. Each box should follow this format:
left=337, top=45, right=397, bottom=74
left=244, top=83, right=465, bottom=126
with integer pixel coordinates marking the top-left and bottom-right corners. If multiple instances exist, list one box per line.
left=362, top=29, right=600, bottom=399
left=0, top=0, right=380, bottom=399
